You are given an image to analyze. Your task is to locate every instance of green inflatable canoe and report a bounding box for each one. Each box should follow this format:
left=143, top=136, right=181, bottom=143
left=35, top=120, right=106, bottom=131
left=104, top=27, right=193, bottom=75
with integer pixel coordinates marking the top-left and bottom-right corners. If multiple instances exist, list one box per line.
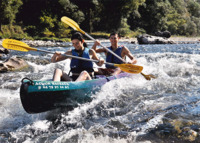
left=20, top=73, right=132, bottom=114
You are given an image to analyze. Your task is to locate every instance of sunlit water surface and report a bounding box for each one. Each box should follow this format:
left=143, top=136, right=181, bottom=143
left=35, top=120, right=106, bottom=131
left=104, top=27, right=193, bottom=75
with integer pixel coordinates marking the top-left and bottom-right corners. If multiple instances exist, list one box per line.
left=0, top=42, right=200, bottom=143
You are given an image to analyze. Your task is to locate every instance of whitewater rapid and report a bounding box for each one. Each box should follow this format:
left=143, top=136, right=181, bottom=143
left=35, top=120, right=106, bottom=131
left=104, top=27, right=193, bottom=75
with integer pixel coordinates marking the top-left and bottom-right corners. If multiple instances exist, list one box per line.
left=0, top=42, right=200, bottom=142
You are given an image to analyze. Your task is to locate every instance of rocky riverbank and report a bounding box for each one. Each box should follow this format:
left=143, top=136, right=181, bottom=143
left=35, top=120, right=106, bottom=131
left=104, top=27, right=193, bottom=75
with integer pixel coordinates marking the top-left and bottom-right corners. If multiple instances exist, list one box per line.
left=0, top=39, right=70, bottom=47
left=170, top=37, right=200, bottom=44
left=0, top=37, right=200, bottom=47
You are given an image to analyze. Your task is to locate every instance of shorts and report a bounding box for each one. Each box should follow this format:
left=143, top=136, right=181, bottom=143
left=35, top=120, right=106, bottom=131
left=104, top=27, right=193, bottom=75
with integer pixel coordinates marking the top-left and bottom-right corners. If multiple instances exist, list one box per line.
left=95, top=68, right=116, bottom=76
left=61, top=71, right=93, bottom=81
left=61, top=72, right=74, bottom=81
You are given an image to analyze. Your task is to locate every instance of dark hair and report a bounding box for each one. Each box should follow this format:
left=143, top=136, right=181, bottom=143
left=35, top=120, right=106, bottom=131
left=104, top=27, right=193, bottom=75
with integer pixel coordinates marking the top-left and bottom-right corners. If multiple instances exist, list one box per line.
left=71, top=32, right=87, bottom=47
left=109, top=32, right=120, bottom=38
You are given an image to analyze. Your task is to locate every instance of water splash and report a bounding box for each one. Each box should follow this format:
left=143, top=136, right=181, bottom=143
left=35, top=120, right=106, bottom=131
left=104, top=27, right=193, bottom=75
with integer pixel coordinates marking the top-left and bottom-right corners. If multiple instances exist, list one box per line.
left=0, top=42, right=200, bottom=142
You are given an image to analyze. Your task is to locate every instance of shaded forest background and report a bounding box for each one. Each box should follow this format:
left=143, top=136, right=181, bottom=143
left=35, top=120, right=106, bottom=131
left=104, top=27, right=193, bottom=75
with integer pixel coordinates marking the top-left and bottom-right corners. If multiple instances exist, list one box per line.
left=1, top=0, right=200, bottom=41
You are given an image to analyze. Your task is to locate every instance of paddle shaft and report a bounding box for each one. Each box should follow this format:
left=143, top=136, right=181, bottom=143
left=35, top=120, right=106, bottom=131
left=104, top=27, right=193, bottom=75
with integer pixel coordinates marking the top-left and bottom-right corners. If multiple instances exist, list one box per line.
left=61, top=16, right=125, bottom=63
left=85, top=33, right=154, bottom=79
left=36, top=48, right=115, bottom=66
left=85, top=33, right=153, bottom=79
left=61, top=16, right=125, bottom=64
left=85, top=33, right=126, bottom=63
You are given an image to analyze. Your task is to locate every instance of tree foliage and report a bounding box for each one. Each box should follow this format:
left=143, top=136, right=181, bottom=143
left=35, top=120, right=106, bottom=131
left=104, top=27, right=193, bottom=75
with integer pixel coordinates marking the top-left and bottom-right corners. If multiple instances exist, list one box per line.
left=1, top=0, right=200, bottom=39
left=0, top=0, right=22, bottom=25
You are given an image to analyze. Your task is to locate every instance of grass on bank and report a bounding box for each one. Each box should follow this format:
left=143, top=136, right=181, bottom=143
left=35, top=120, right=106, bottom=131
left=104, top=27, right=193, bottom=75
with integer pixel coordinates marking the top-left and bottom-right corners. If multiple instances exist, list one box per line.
left=0, top=24, right=146, bottom=42
left=0, top=25, right=71, bottom=42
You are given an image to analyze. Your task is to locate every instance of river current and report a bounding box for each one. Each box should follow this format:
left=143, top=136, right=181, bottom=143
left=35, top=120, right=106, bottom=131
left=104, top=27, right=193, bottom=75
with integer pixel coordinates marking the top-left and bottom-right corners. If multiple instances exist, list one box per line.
left=0, top=41, right=200, bottom=143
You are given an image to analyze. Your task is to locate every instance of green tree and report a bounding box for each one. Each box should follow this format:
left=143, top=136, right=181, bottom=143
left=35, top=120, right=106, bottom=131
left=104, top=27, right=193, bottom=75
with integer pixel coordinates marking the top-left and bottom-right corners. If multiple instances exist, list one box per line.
left=168, top=0, right=200, bottom=36
left=129, top=0, right=171, bottom=34
left=187, top=0, right=200, bottom=17
left=59, top=0, right=84, bottom=23
left=97, top=0, right=145, bottom=32
left=5, top=0, right=200, bottom=38
left=191, top=16, right=200, bottom=35
left=17, top=0, right=84, bottom=37
left=166, top=8, right=186, bottom=35
left=39, top=14, right=57, bottom=37
left=0, top=0, right=22, bottom=30
left=70, top=0, right=100, bottom=33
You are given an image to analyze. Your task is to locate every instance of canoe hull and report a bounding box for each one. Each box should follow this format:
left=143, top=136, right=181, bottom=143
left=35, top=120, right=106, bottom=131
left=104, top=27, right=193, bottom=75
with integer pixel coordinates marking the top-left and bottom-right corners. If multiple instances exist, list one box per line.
left=20, top=73, right=131, bottom=114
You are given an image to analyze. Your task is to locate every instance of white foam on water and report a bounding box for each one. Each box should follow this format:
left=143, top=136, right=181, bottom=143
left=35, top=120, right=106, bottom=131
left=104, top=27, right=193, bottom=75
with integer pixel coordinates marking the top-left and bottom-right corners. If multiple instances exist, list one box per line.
left=0, top=88, right=19, bottom=98
left=137, top=114, right=165, bottom=135
left=0, top=96, right=47, bottom=132
left=0, top=86, right=49, bottom=132
left=58, top=75, right=146, bottom=123
left=1, top=43, right=200, bottom=142
left=53, top=128, right=134, bottom=143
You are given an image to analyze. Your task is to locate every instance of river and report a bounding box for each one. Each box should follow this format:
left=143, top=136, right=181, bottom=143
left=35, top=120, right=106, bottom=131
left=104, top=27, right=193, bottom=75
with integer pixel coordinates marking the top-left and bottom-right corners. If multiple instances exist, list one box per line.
left=0, top=41, right=200, bottom=143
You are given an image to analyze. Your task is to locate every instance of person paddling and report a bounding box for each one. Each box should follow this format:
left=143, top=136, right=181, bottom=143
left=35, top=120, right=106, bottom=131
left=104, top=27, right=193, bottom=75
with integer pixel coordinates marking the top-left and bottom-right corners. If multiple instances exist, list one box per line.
left=51, top=32, right=104, bottom=81
left=92, top=32, right=137, bottom=75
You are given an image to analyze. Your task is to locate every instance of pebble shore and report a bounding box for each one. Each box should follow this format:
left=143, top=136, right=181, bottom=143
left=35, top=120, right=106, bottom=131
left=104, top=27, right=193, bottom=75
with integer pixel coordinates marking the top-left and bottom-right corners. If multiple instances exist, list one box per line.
left=0, top=37, right=200, bottom=47
left=0, top=39, right=71, bottom=48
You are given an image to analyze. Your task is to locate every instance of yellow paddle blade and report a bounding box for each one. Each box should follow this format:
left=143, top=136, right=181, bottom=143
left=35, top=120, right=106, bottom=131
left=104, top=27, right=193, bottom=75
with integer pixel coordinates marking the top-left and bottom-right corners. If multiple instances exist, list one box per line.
left=61, top=16, right=85, bottom=34
left=61, top=16, right=79, bottom=28
left=114, top=64, right=143, bottom=74
left=2, top=39, right=37, bottom=52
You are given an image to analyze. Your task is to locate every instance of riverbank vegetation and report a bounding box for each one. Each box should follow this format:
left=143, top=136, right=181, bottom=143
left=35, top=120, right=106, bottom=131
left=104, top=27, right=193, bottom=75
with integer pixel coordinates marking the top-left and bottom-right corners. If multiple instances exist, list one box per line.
left=1, top=0, right=200, bottom=41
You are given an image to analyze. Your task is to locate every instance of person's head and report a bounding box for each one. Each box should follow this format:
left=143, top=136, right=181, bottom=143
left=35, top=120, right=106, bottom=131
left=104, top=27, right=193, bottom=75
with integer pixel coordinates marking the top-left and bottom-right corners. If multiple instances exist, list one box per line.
left=109, top=32, right=120, bottom=38
left=71, top=32, right=87, bottom=50
left=109, top=32, right=120, bottom=45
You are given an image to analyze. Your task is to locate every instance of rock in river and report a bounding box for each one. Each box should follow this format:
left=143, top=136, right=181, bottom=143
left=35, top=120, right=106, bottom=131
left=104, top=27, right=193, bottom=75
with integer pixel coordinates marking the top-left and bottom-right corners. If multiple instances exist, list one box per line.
left=137, top=34, right=175, bottom=44
left=0, top=57, right=28, bottom=72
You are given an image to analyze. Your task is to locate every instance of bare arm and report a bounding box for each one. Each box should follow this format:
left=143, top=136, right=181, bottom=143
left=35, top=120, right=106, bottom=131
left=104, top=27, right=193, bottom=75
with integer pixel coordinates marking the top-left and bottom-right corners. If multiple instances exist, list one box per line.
left=51, top=50, right=72, bottom=63
left=122, top=47, right=137, bottom=64
left=92, top=40, right=107, bottom=53
left=89, top=49, right=104, bottom=66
